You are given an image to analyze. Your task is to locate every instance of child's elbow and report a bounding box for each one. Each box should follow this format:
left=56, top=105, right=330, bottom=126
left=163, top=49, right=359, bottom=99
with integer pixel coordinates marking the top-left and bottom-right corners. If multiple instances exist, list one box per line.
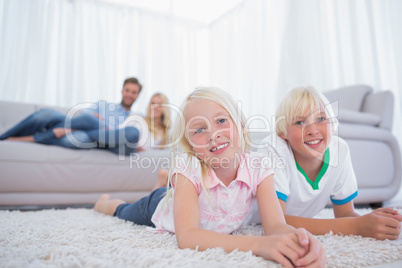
left=175, top=231, right=197, bottom=250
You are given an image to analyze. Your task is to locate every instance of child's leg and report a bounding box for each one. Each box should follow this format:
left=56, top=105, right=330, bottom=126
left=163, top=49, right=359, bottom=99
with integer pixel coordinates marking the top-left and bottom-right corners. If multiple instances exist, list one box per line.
left=95, top=188, right=167, bottom=227
left=152, top=169, right=169, bottom=191
left=94, top=194, right=125, bottom=216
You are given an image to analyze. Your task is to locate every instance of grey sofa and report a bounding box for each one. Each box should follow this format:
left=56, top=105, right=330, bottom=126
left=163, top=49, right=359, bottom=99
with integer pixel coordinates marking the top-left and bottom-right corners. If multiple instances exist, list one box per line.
left=0, top=84, right=400, bottom=208
left=0, top=100, right=171, bottom=208
left=323, top=85, right=401, bottom=204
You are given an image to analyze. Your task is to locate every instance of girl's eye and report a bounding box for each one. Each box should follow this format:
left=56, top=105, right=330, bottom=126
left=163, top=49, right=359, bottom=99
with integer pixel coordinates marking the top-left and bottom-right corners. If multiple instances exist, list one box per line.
left=195, top=128, right=204, bottom=134
left=218, top=118, right=226, bottom=124
left=295, top=120, right=304, bottom=126
left=317, top=117, right=325, bottom=122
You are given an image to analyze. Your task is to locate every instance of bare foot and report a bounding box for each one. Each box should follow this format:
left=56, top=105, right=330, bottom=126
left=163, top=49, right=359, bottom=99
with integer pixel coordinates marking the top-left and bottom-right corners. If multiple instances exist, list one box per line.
left=94, top=194, right=125, bottom=216
left=6, top=136, right=35, bottom=142
left=136, top=146, right=145, bottom=152
left=152, top=169, right=169, bottom=191
left=53, top=128, right=73, bottom=138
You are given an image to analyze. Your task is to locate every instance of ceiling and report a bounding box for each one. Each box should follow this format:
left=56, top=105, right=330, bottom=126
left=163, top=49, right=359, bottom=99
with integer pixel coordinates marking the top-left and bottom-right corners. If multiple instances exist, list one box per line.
left=102, top=0, right=244, bottom=24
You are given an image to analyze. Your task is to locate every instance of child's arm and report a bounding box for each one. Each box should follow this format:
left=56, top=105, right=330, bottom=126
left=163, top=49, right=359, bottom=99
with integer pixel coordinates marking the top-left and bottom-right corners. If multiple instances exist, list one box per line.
left=333, top=202, right=401, bottom=239
left=257, top=175, right=326, bottom=267
left=173, top=174, right=309, bottom=267
left=280, top=200, right=402, bottom=240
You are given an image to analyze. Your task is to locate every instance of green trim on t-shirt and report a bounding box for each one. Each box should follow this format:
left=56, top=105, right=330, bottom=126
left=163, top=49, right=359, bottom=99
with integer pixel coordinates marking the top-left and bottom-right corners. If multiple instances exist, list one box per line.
left=295, top=148, right=330, bottom=190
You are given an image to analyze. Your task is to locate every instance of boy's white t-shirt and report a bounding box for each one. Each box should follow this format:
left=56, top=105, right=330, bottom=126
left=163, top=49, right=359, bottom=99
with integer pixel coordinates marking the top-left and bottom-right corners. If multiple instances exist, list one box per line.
left=246, top=134, right=358, bottom=223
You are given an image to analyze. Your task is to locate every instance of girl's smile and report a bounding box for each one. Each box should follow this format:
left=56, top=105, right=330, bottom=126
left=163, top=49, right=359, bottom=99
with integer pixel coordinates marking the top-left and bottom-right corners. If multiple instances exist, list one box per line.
left=210, top=141, right=230, bottom=154
left=184, top=99, right=242, bottom=168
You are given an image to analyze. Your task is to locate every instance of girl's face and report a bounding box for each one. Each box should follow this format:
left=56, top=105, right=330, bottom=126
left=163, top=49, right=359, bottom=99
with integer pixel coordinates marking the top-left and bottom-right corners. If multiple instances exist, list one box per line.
left=150, top=95, right=164, bottom=119
left=280, top=106, right=332, bottom=163
left=184, top=99, right=242, bottom=168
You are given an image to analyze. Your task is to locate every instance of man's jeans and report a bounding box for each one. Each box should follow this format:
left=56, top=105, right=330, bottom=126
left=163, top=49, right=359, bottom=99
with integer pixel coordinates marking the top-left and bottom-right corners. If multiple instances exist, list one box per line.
left=0, top=108, right=139, bottom=155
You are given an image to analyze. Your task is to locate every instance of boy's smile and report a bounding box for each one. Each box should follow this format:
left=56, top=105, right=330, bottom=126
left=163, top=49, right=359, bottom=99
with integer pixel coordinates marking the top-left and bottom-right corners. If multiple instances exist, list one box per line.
left=280, top=107, right=332, bottom=164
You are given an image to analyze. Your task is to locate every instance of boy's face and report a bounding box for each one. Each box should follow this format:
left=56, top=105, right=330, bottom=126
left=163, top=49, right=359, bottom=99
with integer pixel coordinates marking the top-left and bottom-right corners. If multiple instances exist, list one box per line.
left=280, top=107, right=332, bottom=163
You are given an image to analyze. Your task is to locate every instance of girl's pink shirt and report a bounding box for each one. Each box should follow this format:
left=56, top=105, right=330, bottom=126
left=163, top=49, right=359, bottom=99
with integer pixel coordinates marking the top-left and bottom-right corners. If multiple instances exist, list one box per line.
left=150, top=152, right=274, bottom=234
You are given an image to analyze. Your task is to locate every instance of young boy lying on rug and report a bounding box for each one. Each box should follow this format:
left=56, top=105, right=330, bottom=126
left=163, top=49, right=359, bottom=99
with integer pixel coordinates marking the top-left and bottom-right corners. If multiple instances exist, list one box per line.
left=95, top=87, right=326, bottom=267
left=246, top=86, right=402, bottom=240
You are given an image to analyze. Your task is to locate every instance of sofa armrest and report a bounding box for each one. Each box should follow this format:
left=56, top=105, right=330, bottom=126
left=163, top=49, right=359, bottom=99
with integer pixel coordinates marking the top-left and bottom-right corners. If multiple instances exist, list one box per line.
left=361, top=91, right=394, bottom=130
left=0, top=101, right=36, bottom=134
left=337, top=109, right=381, bottom=126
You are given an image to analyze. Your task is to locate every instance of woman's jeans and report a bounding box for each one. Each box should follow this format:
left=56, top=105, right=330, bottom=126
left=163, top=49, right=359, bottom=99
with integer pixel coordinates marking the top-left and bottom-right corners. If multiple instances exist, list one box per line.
left=114, top=187, right=167, bottom=227
left=0, top=108, right=139, bottom=155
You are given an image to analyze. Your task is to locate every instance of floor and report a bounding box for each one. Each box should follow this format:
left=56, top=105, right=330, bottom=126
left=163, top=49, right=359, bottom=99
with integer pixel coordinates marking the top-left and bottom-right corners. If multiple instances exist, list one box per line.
left=370, top=261, right=402, bottom=268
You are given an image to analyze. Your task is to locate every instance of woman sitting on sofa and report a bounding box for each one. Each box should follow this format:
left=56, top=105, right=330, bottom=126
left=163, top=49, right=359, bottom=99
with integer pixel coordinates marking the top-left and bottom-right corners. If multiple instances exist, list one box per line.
left=135, top=93, right=171, bottom=190
left=138, top=92, right=171, bottom=151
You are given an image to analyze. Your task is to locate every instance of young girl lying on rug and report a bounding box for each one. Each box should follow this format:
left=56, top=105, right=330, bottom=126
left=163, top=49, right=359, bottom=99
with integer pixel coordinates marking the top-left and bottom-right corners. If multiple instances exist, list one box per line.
left=95, top=87, right=326, bottom=267
left=246, top=86, right=401, bottom=240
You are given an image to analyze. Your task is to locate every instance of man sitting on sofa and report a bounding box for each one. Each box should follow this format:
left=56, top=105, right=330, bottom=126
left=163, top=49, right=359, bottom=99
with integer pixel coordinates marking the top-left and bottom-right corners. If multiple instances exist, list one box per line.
left=0, top=77, right=142, bottom=156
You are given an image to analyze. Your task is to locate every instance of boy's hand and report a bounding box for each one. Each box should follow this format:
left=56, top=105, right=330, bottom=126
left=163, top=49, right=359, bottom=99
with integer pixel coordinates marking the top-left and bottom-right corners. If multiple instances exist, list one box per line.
left=372, top=207, right=402, bottom=221
left=356, top=209, right=401, bottom=240
left=293, top=228, right=326, bottom=267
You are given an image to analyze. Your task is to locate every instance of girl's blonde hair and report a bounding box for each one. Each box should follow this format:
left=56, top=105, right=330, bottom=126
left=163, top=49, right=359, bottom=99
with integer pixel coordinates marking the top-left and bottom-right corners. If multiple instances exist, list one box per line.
left=165, top=87, right=250, bottom=199
left=145, top=93, right=171, bottom=148
left=275, top=86, right=338, bottom=137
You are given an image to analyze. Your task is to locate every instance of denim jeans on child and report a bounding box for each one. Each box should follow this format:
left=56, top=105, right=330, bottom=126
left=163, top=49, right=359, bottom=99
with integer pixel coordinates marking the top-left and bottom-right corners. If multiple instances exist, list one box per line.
left=114, top=187, right=167, bottom=227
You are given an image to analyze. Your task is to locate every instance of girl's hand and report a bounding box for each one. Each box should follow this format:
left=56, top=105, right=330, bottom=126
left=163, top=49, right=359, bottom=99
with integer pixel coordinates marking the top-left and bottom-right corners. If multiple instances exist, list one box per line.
left=293, top=228, right=326, bottom=267
left=256, top=233, right=307, bottom=267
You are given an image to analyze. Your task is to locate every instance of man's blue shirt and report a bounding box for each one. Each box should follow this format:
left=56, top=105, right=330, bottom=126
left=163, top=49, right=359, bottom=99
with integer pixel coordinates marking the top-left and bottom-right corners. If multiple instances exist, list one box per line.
left=84, top=101, right=131, bottom=129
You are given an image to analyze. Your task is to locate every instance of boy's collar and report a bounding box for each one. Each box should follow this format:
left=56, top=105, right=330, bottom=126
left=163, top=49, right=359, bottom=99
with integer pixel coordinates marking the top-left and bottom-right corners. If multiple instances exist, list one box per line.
left=295, top=148, right=330, bottom=190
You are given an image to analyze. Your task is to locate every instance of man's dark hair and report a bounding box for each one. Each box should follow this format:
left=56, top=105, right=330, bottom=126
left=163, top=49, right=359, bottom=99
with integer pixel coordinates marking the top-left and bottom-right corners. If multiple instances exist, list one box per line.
left=123, top=77, right=142, bottom=92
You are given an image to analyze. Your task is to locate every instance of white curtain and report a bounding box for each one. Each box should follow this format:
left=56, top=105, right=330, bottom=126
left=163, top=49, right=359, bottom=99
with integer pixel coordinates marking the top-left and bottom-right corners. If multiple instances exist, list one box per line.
left=208, top=0, right=402, bottom=201
left=0, top=0, right=205, bottom=114
left=208, top=0, right=402, bottom=139
left=1, top=0, right=401, bottom=137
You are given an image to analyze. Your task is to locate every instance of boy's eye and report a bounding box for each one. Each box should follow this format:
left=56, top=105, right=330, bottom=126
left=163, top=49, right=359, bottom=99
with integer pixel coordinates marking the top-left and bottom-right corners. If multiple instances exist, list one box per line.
left=294, top=120, right=304, bottom=125
left=317, top=117, right=326, bottom=122
left=218, top=118, right=226, bottom=124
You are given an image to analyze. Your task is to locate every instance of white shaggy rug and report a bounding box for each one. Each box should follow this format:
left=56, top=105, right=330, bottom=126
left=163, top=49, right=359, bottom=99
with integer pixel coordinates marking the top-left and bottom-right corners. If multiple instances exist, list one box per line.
left=0, top=208, right=401, bottom=267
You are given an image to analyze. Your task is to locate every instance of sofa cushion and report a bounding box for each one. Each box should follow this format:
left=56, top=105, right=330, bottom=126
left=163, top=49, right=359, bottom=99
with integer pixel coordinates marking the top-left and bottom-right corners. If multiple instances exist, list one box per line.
left=337, top=109, right=382, bottom=126
left=0, top=141, right=172, bottom=193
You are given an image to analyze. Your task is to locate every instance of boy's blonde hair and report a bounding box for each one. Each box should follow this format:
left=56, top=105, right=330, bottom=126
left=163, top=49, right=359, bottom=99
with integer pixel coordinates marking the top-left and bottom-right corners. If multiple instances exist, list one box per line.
left=145, top=92, right=171, bottom=148
left=275, top=86, right=338, bottom=137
